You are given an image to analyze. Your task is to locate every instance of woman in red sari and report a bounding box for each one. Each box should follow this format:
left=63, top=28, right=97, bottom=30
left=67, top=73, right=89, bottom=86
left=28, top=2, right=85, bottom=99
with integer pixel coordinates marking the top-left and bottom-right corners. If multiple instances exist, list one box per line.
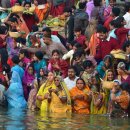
left=48, top=49, right=69, bottom=78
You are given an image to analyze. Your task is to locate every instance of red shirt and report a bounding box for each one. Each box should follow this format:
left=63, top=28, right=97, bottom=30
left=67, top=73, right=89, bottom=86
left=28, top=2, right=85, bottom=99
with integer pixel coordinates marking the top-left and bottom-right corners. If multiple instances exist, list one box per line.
left=75, top=35, right=86, bottom=47
left=95, top=37, right=120, bottom=60
left=115, top=27, right=129, bottom=48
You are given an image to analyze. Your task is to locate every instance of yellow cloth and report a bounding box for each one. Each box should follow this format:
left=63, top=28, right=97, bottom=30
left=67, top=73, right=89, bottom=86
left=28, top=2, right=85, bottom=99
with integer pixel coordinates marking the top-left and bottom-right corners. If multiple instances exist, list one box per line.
left=49, top=82, right=72, bottom=113
left=91, top=92, right=107, bottom=114
left=36, top=81, right=56, bottom=112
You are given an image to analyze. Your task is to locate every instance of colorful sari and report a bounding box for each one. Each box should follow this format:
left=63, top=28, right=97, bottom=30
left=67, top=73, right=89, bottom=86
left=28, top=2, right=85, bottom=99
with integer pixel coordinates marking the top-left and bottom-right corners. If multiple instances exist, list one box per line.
left=89, top=33, right=100, bottom=56
left=48, top=58, right=68, bottom=78
left=5, top=71, right=27, bottom=108
left=91, top=92, right=107, bottom=114
left=69, top=86, right=90, bottom=114
left=22, top=66, right=35, bottom=101
left=35, top=3, right=49, bottom=22
left=49, top=82, right=72, bottom=113
left=36, top=81, right=56, bottom=111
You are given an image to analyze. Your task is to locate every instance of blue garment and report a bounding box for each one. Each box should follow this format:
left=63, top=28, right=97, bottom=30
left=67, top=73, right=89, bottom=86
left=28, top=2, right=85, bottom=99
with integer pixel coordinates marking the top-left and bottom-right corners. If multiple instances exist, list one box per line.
left=11, top=65, right=24, bottom=80
left=34, top=59, right=46, bottom=78
left=96, top=61, right=105, bottom=78
left=5, top=71, right=27, bottom=108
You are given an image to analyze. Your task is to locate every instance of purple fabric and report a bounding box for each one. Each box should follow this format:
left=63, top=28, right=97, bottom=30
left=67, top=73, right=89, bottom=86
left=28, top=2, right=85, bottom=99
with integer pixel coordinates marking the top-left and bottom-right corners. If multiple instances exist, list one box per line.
left=7, top=37, right=19, bottom=58
left=121, top=75, right=130, bottom=86
left=22, top=66, right=35, bottom=101
left=86, top=0, right=94, bottom=21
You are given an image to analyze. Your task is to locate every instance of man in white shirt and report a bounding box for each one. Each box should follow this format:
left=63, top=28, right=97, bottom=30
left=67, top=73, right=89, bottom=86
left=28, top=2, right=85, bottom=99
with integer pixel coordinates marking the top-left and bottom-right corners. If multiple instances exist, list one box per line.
left=123, top=3, right=130, bottom=29
left=64, top=67, right=79, bottom=90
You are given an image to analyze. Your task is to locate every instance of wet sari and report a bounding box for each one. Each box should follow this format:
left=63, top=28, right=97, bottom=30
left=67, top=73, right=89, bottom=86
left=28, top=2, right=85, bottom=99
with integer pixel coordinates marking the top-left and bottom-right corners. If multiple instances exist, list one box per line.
left=70, top=86, right=90, bottom=114
left=36, top=81, right=56, bottom=111
left=49, top=82, right=72, bottom=113
left=5, top=71, right=27, bottom=108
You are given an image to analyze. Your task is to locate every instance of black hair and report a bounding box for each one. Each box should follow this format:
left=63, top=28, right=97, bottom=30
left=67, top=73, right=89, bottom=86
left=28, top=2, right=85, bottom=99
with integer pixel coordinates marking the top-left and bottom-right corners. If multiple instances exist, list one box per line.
left=68, top=66, right=76, bottom=72
left=112, top=7, right=120, bottom=17
left=12, top=55, right=20, bottom=64
left=15, top=37, right=26, bottom=45
left=109, top=20, right=116, bottom=27
left=42, top=27, right=51, bottom=33
left=76, top=78, right=86, bottom=86
left=32, top=25, right=38, bottom=32
left=24, top=2, right=31, bottom=7
left=93, top=0, right=101, bottom=6
left=73, top=42, right=82, bottom=48
left=10, top=13, right=20, bottom=19
left=97, top=26, right=108, bottom=33
left=8, top=17, right=18, bottom=24
left=71, top=5, right=76, bottom=10
left=63, top=7, right=72, bottom=13
left=96, top=24, right=104, bottom=32
left=74, top=26, right=82, bottom=32
left=28, top=63, right=35, bottom=74
left=11, top=29, right=18, bottom=32
left=79, top=2, right=87, bottom=9
left=43, top=33, right=51, bottom=39
left=35, top=51, right=43, bottom=60
left=114, top=16, right=124, bottom=28
left=83, top=60, right=93, bottom=69
left=19, top=49, right=29, bottom=58
left=122, top=40, right=130, bottom=52
left=3, top=64, right=11, bottom=74
left=73, top=48, right=85, bottom=60
left=0, top=25, right=8, bottom=34
left=120, top=82, right=130, bottom=94
left=52, top=49, right=60, bottom=56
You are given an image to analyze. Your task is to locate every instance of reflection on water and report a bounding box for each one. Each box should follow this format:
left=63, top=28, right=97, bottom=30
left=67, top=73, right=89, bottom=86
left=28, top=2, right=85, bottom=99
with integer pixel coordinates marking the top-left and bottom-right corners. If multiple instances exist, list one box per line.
left=0, top=107, right=130, bottom=130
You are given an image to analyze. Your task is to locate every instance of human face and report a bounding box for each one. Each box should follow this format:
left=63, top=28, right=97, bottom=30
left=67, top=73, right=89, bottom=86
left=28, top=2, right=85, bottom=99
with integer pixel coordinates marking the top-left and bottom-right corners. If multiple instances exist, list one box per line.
left=113, top=82, right=120, bottom=92
left=126, top=45, right=130, bottom=54
left=74, top=31, right=81, bottom=37
left=19, top=53, right=24, bottom=60
left=54, top=77, right=60, bottom=86
left=68, top=69, right=75, bottom=79
left=40, top=69, right=44, bottom=76
left=28, top=66, right=34, bottom=75
left=99, top=32, right=107, bottom=40
left=47, top=72, right=54, bottom=82
left=109, top=0, right=115, bottom=7
left=104, top=58, right=110, bottom=67
left=85, top=66, right=93, bottom=74
left=74, top=56, right=81, bottom=64
left=117, top=68, right=124, bottom=75
left=24, top=4, right=30, bottom=10
left=43, top=37, right=50, bottom=45
left=33, top=55, right=38, bottom=61
left=52, top=52, right=59, bottom=60
left=107, top=71, right=114, bottom=81
left=76, top=79, right=85, bottom=90
left=109, top=24, right=114, bottom=31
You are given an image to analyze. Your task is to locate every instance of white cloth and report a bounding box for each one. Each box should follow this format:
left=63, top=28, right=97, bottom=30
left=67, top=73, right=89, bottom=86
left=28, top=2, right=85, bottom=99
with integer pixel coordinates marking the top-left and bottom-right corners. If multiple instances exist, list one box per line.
left=123, top=12, right=130, bottom=29
left=64, top=76, right=79, bottom=90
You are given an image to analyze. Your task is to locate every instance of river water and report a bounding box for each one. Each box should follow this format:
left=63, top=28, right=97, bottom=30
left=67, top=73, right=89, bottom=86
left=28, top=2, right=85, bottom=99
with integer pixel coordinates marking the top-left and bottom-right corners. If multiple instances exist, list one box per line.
left=0, top=107, right=130, bottom=130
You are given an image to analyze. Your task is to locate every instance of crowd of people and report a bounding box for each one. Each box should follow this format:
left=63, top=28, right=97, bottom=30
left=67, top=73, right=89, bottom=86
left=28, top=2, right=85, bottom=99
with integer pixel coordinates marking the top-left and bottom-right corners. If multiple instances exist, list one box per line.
left=0, top=0, right=130, bottom=118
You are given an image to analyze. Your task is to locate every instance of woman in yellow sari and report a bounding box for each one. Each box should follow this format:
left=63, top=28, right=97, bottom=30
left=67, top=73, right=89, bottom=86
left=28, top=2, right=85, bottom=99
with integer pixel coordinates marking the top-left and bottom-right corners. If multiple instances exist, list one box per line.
left=49, top=76, right=72, bottom=113
left=90, top=76, right=107, bottom=114
left=36, top=72, right=56, bottom=112
left=37, top=72, right=71, bottom=113
left=70, top=78, right=91, bottom=114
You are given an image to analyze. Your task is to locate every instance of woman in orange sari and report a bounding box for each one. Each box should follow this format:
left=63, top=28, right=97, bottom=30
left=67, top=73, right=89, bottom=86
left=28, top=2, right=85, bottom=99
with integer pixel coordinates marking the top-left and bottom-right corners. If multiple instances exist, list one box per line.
left=69, top=78, right=91, bottom=114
